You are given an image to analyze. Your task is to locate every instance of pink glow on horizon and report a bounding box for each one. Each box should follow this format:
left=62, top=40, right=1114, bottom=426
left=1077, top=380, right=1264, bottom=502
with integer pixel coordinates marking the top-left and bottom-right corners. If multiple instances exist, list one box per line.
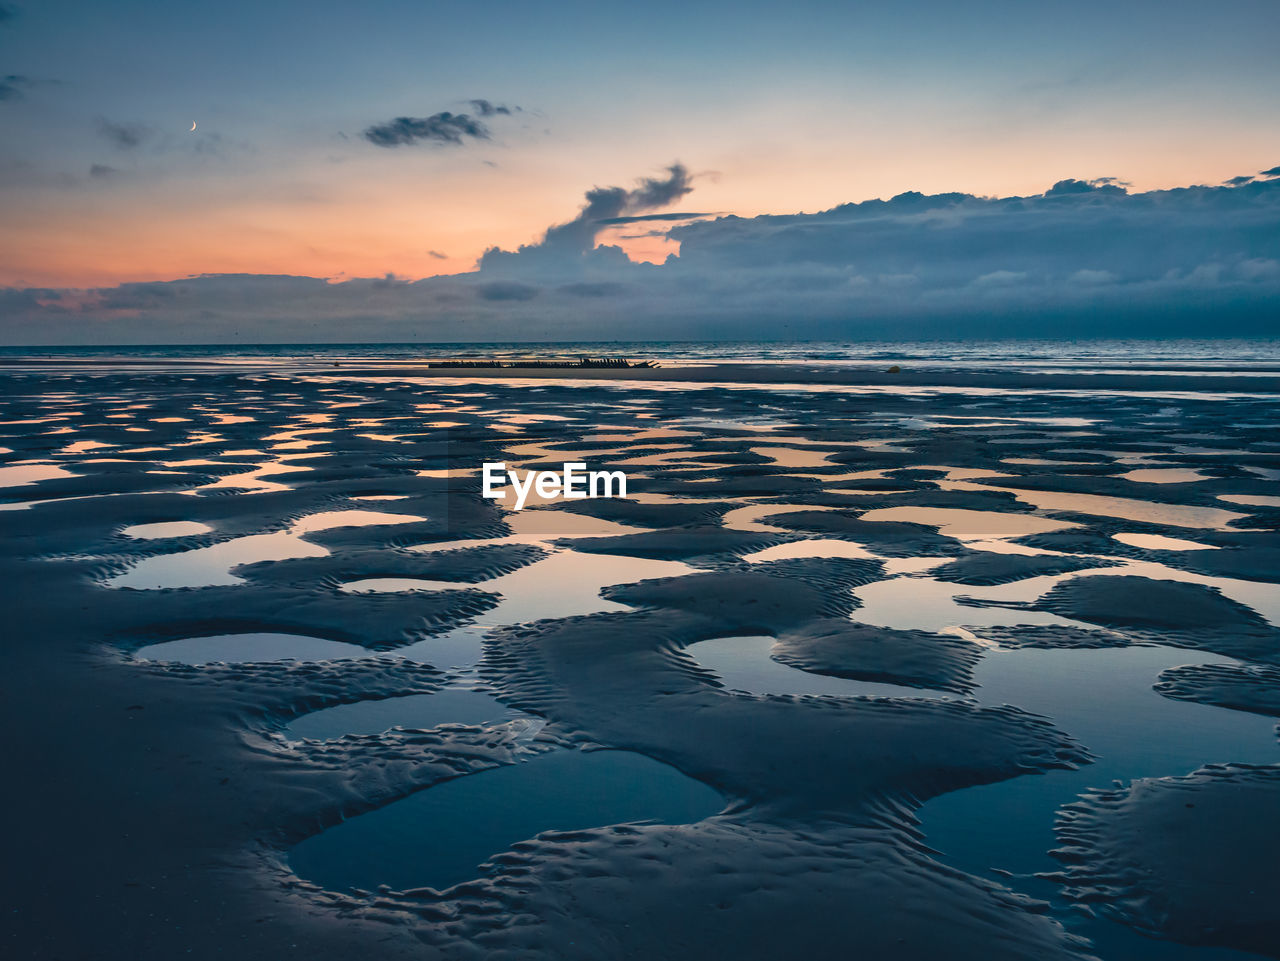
left=2, top=142, right=1277, bottom=290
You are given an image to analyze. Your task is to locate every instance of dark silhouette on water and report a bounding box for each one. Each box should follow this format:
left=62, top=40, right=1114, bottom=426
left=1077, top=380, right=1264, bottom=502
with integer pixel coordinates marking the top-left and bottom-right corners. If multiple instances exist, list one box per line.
left=426, top=356, right=657, bottom=369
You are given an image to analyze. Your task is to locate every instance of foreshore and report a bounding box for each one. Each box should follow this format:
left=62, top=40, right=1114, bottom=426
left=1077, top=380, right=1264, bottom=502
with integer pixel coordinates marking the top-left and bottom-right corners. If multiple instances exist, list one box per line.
left=3, top=358, right=1278, bottom=960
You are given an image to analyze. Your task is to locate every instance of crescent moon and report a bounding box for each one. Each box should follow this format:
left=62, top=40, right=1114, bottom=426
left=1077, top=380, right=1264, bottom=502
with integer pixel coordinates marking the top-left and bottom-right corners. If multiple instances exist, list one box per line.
left=190, top=121, right=197, bottom=132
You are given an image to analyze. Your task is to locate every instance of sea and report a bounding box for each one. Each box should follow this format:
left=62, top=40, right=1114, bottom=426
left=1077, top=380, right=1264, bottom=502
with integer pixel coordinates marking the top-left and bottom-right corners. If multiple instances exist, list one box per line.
left=2, top=338, right=1279, bottom=375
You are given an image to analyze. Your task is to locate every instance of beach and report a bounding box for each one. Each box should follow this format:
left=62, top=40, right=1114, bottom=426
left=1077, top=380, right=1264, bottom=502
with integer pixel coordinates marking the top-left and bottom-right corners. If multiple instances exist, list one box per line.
left=3, top=349, right=1278, bottom=960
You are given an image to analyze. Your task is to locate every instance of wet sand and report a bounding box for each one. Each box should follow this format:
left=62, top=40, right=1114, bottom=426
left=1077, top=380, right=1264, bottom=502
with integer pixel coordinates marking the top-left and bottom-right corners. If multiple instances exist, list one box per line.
left=352, top=363, right=1280, bottom=395
left=2, top=357, right=1278, bottom=960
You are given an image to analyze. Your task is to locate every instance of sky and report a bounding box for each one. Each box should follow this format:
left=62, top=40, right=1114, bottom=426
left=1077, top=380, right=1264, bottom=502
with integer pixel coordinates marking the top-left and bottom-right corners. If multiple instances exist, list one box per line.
left=1, top=0, right=1278, bottom=342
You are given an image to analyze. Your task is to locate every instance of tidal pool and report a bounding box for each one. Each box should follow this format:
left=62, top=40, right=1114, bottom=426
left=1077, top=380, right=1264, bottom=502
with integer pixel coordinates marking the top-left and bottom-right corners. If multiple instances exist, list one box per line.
left=749, top=446, right=841, bottom=468
left=686, top=635, right=953, bottom=699
left=107, top=509, right=425, bottom=589
left=859, top=505, right=1076, bottom=541
left=989, top=486, right=1247, bottom=530
left=289, top=749, right=725, bottom=893
left=405, top=542, right=692, bottom=628
left=285, top=687, right=522, bottom=740
left=1217, top=493, right=1280, bottom=509
left=134, top=632, right=368, bottom=664
left=288, top=509, right=426, bottom=534
left=342, top=578, right=477, bottom=594
left=108, top=530, right=329, bottom=588
left=852, top=574, right=1080, bottom=633
left=197, top=457, right=316, bottom=493
left=0, top=463, right=75, bottom=488
left=1121, top=468, right=1210, bottom=484
left=1112, top=531, right=1216, bottom=551
left=389, top=625, right=493, bottom=671
left=121, top=521, right=213, bottom=539
left=363, top=549, right=695, bottom=670
left=741, top=539, right=878, bottom=563
left=721, top=503, right=839, bottom=533
left=919, top=644, right=1279, bottom=961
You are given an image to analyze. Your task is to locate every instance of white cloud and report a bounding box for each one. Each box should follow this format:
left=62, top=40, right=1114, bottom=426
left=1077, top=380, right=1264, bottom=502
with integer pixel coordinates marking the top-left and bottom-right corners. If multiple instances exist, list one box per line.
left=1069, top=269, right=1117, bottom=286
left=1237, top=258, right=1280, bottom=281
left=972, top=270, right=1028, bottom=287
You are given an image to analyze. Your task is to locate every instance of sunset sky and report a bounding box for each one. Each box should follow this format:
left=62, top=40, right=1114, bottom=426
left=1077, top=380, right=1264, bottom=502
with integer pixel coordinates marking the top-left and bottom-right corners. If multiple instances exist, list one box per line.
left=1, top=0, right=1278, bottom=343
left=3, top=0, right=1278, bottom=288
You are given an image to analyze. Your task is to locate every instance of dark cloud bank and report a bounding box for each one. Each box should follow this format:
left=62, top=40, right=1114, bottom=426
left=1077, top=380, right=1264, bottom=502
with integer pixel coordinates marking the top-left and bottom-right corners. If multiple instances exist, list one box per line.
left=363, top=100, right=519, bottom=148
left=97, top=119, right=153, bottom=150
left=4, top=166, right=1279, bottom=344
left=0, top=72, right=29, bottom=101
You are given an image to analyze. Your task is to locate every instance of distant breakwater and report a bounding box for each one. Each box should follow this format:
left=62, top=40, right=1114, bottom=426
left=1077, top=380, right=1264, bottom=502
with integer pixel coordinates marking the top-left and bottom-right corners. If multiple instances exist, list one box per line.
left=425, top=357, right=657, bottom=369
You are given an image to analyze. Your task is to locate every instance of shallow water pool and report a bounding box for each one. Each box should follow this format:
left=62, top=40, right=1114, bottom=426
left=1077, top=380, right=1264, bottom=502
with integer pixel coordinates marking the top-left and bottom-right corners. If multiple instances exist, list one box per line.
left=285, top=688, right=522, bottom=740
left=107, top=509, right=425, bottom=589
left=687, top=635, right=954, bottom=699
left=289, top=749, right=725, bottom=893
left=919, top=644, right=1279, bottom=961
left=134, top=632, right=368, bottom=664
left=121, top=520, right=213, bottom=539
